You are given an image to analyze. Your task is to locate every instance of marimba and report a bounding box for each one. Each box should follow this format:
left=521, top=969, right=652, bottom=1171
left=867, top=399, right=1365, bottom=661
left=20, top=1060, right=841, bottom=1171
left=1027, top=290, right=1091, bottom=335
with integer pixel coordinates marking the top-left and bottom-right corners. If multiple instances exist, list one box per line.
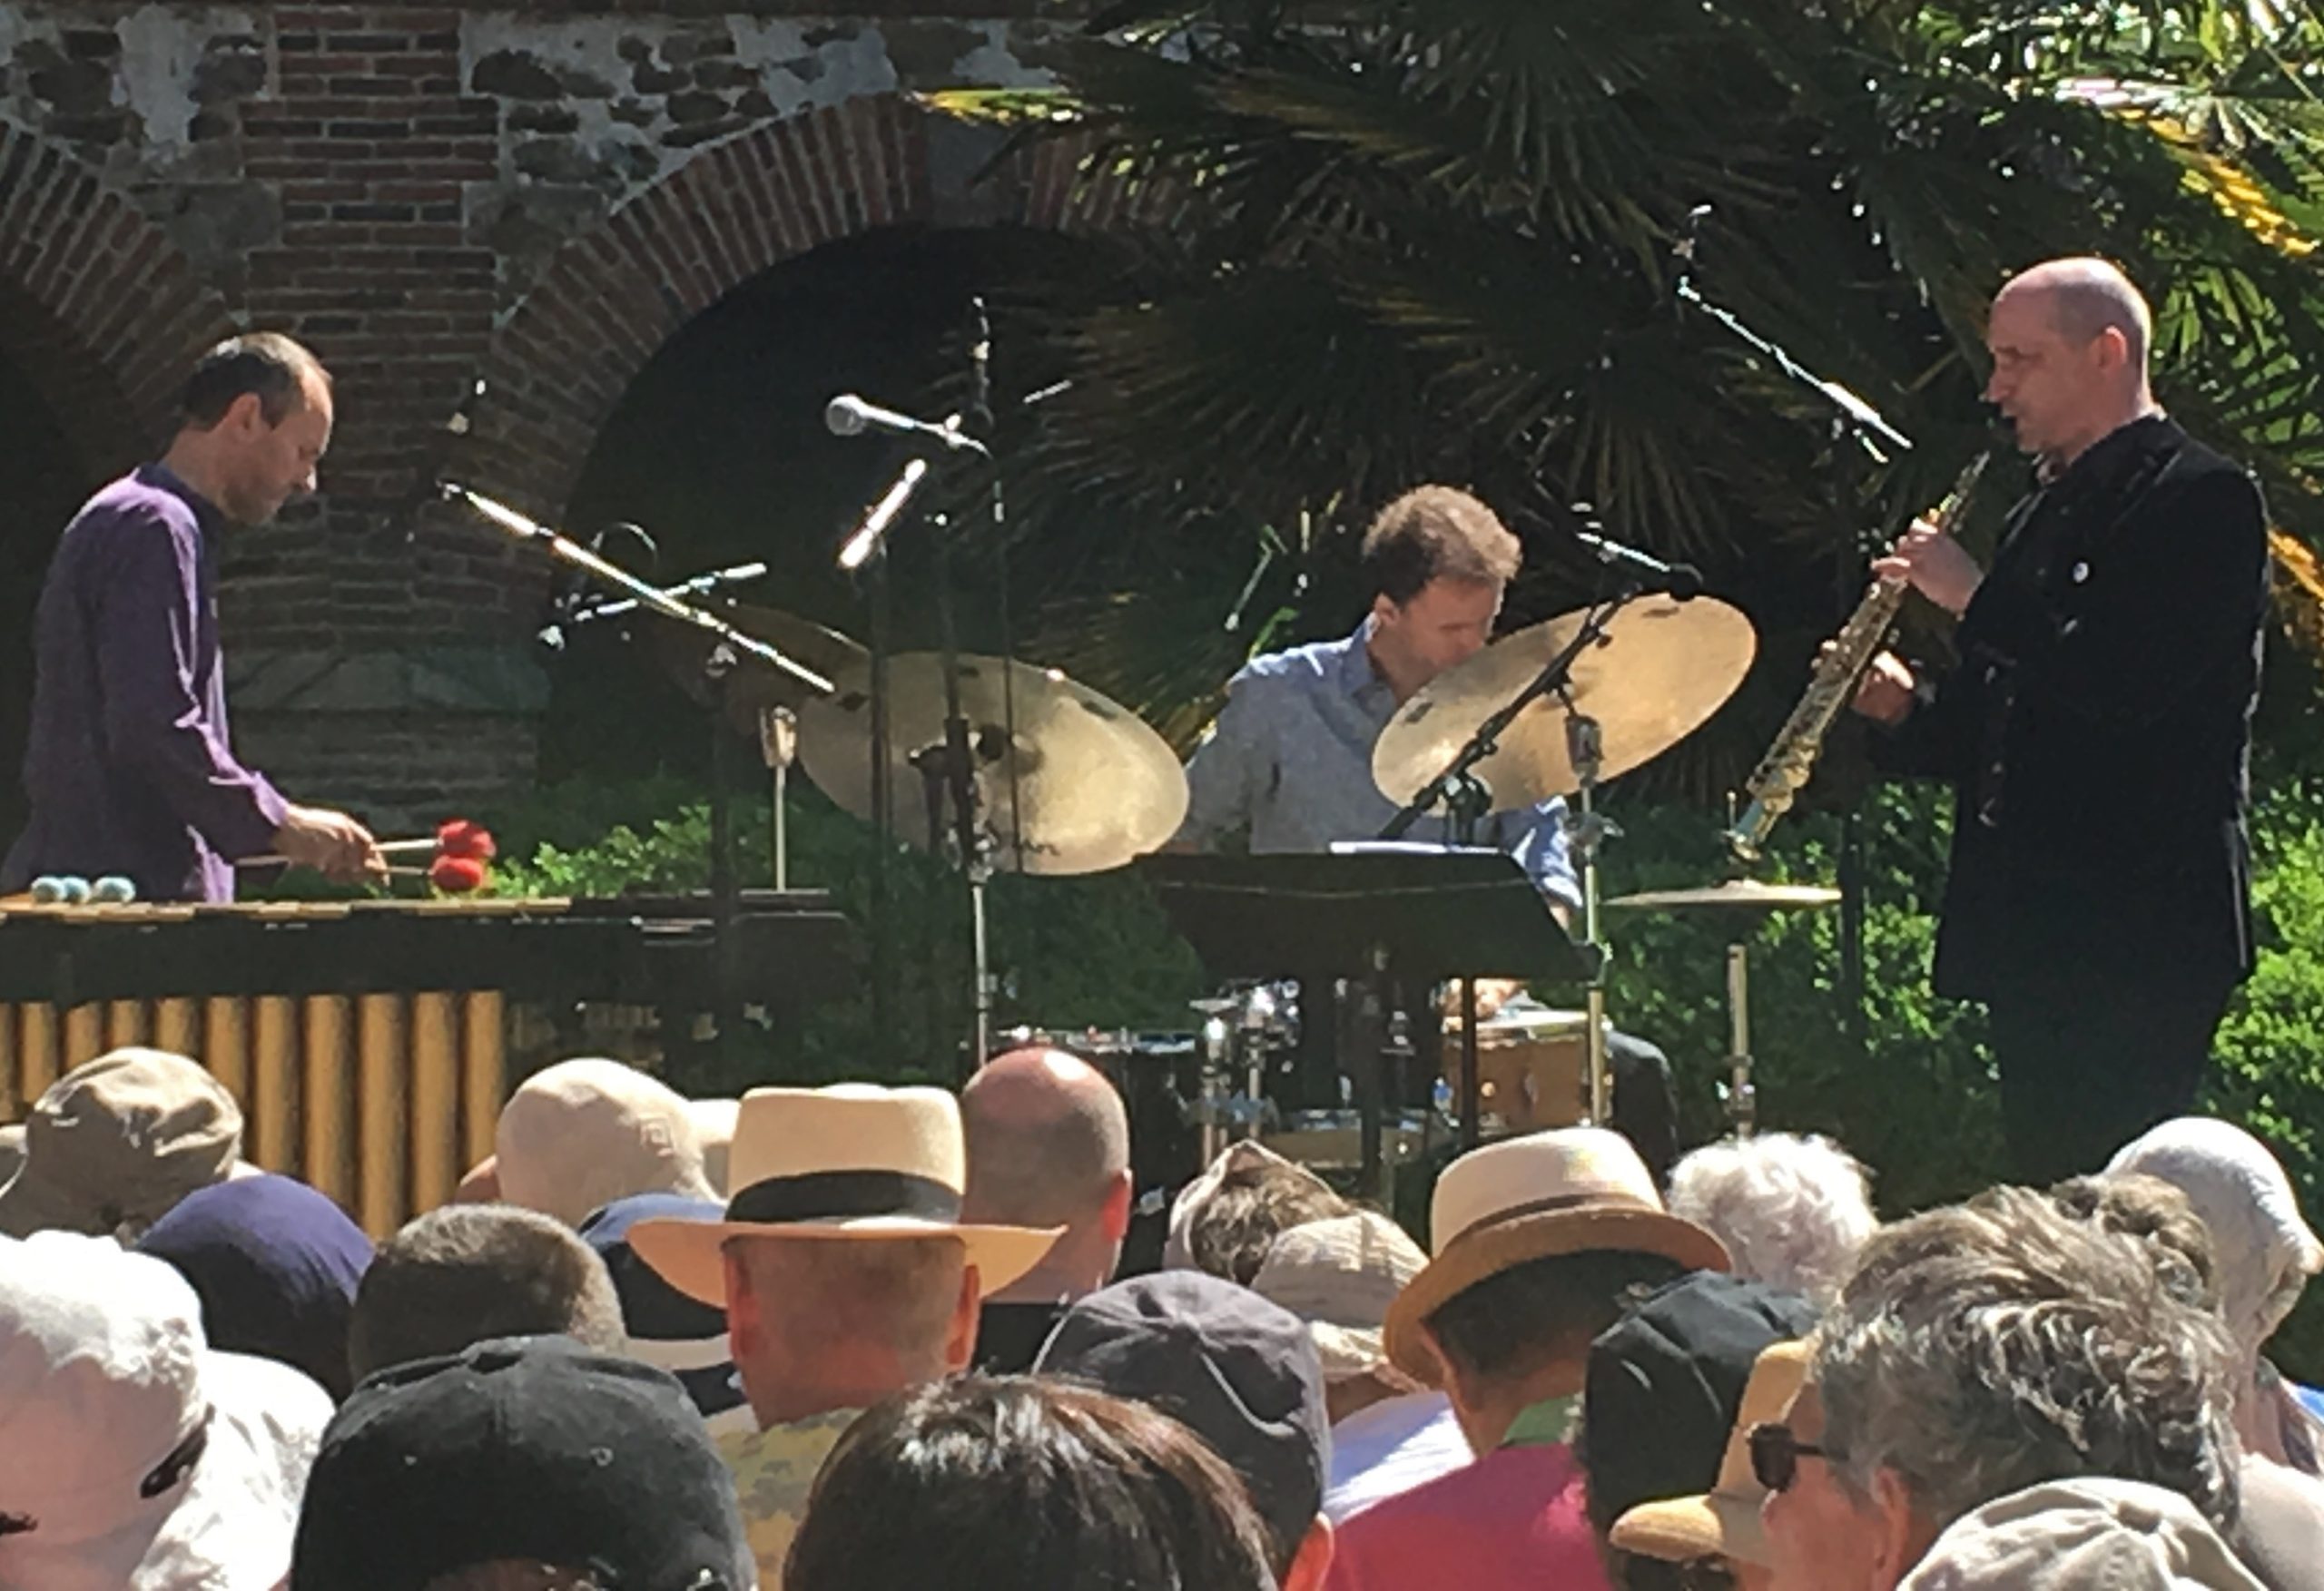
left=0, top=891, right=855, bottom=1233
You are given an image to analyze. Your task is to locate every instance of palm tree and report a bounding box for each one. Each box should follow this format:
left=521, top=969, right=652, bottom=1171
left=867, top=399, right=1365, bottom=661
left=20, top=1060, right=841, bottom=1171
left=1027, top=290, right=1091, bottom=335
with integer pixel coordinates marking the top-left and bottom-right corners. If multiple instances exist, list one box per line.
left=940, top=0, right=2324, bottom=799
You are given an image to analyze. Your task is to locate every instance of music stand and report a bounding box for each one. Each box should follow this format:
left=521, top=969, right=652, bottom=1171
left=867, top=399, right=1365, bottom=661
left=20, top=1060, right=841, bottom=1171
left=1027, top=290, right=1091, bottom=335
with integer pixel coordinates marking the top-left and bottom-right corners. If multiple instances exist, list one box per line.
left=1137, top=851, right=1593, bottom=1188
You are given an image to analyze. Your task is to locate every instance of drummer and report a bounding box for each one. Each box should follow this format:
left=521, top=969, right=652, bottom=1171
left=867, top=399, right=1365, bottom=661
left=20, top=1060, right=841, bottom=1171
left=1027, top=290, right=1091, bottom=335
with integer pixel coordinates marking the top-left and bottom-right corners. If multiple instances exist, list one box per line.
left=1175, top=486, right=1678, bottom=1177
left=1177, top=486, right=1579, bottom=910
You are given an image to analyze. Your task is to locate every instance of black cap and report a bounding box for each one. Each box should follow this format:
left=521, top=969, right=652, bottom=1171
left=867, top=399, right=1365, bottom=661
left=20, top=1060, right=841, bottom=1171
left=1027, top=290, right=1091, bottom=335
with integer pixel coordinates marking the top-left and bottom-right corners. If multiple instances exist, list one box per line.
left=579, top=1193, right=747, bottom=1421
left=1580, top=1272, right=1817, bottom=1533
left=290, top=1335, right=753, bottom=1591
left=1036, top=1272, right=1330, bottom=1564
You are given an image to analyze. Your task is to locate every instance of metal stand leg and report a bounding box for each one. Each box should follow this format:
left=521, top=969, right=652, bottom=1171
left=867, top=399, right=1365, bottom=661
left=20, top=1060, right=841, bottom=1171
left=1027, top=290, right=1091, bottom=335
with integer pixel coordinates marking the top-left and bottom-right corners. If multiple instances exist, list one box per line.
left=1566, top=712, right=1617, bottom=1124
left=1726, top=941, right=1757, bottom=1136
left=1458, top=977, right=1482, bottom=1151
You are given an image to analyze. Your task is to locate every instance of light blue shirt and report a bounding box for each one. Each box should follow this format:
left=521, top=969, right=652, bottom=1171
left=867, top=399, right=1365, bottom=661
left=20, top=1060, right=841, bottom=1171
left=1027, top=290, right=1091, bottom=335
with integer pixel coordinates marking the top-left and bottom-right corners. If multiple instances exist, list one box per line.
left=1178, top=622, right=1581, bottom=908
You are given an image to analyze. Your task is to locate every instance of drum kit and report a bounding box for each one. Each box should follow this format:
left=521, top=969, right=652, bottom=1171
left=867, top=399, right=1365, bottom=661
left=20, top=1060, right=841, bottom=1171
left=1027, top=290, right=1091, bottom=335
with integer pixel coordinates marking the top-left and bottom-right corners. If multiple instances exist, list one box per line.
left=652, top=579, right=1844, bottom=1174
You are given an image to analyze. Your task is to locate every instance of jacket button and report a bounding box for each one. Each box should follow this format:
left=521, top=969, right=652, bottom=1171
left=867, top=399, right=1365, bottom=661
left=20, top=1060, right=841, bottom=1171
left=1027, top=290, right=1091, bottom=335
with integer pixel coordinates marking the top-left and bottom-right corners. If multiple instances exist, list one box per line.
left=2071, top=561, right=2090, bottom=584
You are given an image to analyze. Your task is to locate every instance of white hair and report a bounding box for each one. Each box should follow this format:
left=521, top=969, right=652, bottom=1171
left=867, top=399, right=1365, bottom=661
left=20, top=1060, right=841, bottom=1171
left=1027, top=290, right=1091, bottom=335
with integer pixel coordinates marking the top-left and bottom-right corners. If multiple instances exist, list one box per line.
left=1667, top=1133, right=1876, bottom=1307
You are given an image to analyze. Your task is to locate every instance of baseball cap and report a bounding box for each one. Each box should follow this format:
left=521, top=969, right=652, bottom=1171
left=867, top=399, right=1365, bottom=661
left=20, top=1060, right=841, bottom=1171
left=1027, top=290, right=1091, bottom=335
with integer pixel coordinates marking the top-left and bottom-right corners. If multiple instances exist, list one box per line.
left=1249, top=1210, right=1429, bottom=1381
left=0, top=1049, right=241, bottom=1239
left=1900, top=1478, right=2262, bottom=1590
left=1582, top=1271, right=1817, bottom=1566
left=0, top=1231, right=334, bottom=1591
left=1036, top=1272, right=1331, bottom=1564
left=290, top=1335, right=753, bottom=1591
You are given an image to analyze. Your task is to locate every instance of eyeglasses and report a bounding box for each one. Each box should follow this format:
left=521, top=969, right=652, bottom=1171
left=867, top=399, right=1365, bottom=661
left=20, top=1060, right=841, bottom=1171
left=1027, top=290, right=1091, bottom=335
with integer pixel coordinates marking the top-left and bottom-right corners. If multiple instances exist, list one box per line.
left=1748, top=1421, right=1835, bottom=1493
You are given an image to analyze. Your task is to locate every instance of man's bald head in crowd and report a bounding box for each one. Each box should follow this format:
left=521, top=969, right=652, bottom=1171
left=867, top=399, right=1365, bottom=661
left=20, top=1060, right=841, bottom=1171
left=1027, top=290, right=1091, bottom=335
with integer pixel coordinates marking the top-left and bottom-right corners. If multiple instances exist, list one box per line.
left=961, top=1048, right=1133, bottom=1301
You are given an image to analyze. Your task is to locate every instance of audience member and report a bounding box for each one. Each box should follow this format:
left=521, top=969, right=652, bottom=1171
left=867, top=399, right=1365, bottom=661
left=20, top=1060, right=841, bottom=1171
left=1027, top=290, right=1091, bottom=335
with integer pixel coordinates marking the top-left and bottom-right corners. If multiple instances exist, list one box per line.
left=630, top=1084, right=1062, bottom=1587
left=787, top=1375, right=1279, bottom=1591
left=1667, top=1133, right=1878, bottom=1308
left=0, top=1125, right=21, bottom=1186
left=1249, top=1210, right=1471, bottom=1522
left=1327, top=1126, right=1728, bottom=1591
left=1760, top=1186, right=2241, bottom=1591
left=1167, top=1140, right=1350, bottom=1284
left=452, top=1156, right=500, bottom=1204
left=1612, top=1340, right=1814, bottom=1591
left=0, top=1046, right=241, bottom=1239
left=136, top=1172, right=374, bottom=1400
left=1897, top=1478, right=2261, bottom=1591
left=1583, top=1275, right=1817, bottom=1591
left=290, top=1335, right=753, bottom=1591
left=1038, top=1271, right=1335, bottom=1586
left=692, top=1097, right=740, bottom=1194
left=960, top=1046, right=1134, bottom=1372
left=0, top=1230, right=334, bottom=1590
left=494, top=1058, right=716, bottom=1227
left=2047, top=1173, right=2324, bottom=1591
left=348, top=1204, right=625, bottom=1383
left=578, top=1193, right=750, bottom=1433
left=2107, top=1117, right=2324, bottom=1473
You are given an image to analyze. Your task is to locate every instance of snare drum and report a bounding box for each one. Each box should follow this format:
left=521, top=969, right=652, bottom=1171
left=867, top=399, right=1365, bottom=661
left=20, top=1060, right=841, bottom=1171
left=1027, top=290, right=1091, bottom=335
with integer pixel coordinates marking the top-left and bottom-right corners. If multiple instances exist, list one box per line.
left=1443, top=1005, right=1590, bottom=1134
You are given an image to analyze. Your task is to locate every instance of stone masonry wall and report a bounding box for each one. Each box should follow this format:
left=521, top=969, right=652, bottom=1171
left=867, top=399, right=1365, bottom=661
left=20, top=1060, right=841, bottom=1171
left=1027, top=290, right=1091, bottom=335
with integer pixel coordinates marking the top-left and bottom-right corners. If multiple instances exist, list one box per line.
left=0, top=2, right=1128, bottom=824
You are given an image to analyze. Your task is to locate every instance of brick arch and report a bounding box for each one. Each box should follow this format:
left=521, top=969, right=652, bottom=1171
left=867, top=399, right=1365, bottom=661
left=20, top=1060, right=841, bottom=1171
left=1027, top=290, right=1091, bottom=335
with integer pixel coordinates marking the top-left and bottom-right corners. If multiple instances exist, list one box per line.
left=0, top=118, right=239, bottom=478
left=458, top=92, right=1169, bottom=517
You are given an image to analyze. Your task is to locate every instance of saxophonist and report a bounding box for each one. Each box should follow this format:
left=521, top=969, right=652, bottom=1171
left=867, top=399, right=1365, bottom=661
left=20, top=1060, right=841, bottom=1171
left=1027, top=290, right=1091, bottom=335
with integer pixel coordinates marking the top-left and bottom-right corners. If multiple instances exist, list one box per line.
left=1849, top=258, right=2268, bottom=1183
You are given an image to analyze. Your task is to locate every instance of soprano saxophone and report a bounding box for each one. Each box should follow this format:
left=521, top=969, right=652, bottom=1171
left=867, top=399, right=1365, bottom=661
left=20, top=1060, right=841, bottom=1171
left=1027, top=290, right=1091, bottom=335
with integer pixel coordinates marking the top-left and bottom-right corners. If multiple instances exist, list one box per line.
left=1723, top=451, right=1991, bottom=862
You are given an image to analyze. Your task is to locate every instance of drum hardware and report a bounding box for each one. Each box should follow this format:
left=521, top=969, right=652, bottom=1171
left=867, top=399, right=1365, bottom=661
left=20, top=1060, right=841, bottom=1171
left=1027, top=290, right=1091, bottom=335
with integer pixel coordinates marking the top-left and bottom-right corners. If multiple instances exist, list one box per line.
left=1606, top=878, right=1842, bottom=1138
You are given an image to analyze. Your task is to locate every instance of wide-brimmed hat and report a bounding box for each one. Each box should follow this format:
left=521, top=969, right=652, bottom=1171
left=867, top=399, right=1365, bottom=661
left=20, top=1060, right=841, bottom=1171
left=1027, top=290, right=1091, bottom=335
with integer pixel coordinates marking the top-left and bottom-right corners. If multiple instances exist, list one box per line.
left=629, top=1085, right=1063, bottom=1307
left=1610, top=1338, right=1812, bottom=1566
left=0, top=1049, right=241, bottom=1241
left=0, top=1231, right=334, bottom=1591
left=1251, top=1211, right=1429, bottom=1380
left=1383, top=1126, right=1728, bottom=1381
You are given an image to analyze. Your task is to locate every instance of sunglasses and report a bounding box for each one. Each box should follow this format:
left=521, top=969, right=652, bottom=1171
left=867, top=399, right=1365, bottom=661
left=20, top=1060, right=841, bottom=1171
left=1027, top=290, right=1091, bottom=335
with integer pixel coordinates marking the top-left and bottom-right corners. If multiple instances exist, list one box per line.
left=1748, top=1421, right=1835, bottom=1493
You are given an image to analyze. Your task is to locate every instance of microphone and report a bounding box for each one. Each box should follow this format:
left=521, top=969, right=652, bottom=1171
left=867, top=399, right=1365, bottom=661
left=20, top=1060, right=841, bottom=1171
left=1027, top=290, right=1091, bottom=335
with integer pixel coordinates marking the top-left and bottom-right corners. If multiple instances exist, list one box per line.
left=1573, top=528, right=1704, bottom=599
left=824, top=395, right=989, bottom=457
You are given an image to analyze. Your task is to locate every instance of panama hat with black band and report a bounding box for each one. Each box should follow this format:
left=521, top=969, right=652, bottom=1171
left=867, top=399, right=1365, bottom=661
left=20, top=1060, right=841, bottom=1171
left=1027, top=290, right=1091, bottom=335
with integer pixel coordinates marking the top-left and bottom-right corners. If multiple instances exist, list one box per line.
left=629, top=1084, right=1063, bottom=1307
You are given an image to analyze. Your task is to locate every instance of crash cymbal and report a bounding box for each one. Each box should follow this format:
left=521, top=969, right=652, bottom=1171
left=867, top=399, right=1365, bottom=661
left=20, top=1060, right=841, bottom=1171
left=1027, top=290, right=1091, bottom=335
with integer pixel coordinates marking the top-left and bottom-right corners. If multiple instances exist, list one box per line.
left=797, top=653, right=1189, bottom=877
left=1372, top=595, right=1756, bottom=810
left=645, top=601, right=870, bottom=737
left=1607, top=879, right=1842, bottom=911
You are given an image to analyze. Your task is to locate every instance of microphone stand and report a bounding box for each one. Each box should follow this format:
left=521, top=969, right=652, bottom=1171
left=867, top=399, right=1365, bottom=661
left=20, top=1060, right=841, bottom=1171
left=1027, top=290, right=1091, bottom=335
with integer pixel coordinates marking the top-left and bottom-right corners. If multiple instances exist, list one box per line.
left=442, top=484, right=832, bottom=1064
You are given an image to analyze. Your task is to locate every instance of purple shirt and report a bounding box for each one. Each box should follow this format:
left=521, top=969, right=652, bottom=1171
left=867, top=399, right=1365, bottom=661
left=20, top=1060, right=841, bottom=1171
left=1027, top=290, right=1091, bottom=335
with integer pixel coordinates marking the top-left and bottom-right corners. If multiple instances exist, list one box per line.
left=1, top=465, right=288, bottom=902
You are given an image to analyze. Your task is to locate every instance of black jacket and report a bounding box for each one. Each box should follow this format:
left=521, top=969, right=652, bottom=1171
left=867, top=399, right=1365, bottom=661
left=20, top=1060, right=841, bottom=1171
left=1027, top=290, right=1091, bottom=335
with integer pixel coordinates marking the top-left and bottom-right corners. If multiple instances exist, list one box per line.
left=1880, top=416, right=2267, bottom=1001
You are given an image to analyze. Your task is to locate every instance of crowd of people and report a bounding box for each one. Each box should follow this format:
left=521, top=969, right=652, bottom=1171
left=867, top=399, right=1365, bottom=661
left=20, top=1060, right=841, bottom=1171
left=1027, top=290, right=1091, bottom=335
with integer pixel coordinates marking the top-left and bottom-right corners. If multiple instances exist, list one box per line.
left=0, top=1042, right=2320, bottom=1590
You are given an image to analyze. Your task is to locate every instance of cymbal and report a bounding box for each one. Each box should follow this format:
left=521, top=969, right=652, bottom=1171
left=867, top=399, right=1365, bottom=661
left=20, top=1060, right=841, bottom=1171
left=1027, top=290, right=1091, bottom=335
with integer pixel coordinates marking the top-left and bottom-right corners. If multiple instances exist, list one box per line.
left=1372, top=595, right=1757, bottom=809
left=645, top=601, right=870, bottom=737
left=797, top=652, right=1190, bottom=876
left=1606, top=879, right=1842, bottom=911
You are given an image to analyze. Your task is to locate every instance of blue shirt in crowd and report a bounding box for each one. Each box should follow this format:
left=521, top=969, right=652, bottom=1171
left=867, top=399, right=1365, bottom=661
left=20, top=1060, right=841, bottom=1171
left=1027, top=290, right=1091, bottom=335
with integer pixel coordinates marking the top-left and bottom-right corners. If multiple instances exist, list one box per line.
left=1, top=465, right=287, bottom=903
left=1177, top=620, right=1580, bottom=907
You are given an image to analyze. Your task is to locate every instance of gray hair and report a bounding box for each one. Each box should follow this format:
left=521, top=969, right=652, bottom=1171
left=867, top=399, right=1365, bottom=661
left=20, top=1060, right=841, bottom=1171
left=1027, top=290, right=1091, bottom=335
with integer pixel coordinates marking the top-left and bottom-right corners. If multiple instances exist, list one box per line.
left=1667, top=1132, right=1876, bottom=1307
left=1816, top=1185, right=2240, bottom=1532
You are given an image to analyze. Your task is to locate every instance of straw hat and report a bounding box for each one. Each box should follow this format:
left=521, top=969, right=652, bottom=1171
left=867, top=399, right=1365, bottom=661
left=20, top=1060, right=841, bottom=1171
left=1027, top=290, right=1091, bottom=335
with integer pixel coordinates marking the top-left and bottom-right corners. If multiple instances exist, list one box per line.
left=1251, top=1211, right=1429, bottom=1380
left=628, top=1085, right=1062, bottom=1307
left=1382, top=1126, right=1728, bottom=1381
left=1610, top=1339, right=1811, bottom=1566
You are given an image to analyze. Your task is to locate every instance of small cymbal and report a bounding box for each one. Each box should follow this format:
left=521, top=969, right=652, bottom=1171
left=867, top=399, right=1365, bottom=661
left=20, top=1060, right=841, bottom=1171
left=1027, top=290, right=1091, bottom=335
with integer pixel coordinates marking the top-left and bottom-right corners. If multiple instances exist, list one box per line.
left=645, top=601, right=870, bottom=736
left=797, top=652, right=1190, bottom=876
left=1606, top=879, right=1842, bottom=911
left=1372, top=595, right=1757, bottom=810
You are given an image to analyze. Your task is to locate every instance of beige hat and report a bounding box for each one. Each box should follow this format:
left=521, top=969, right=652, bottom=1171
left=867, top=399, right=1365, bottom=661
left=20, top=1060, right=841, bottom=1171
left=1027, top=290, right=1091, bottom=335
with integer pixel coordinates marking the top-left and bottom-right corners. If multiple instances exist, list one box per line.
left=688, top=1097, right=740, bottom=1196
left=1384, top=1126, right=1728, bottom=1381
left=1251, top=1211, right=1430, bottom=1380
left=1611, top=1339, right=1810, bottom=1566
left=496, top=1059, right=716, bottom=1226
left=0, top=1048, right=241, bottom=1241
left=1899, top=1477, right=2263, bottom=1591
left=629, top=1085, right=1064, bottom=1307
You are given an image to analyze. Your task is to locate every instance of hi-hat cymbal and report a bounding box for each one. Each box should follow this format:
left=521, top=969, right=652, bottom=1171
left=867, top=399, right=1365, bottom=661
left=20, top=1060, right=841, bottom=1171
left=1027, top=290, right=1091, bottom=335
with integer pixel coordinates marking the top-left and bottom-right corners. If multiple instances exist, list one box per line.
left=1607, top=879, right=1842, bottom=911
left=645, top=600, right=870, bottom=738
left=1372, top=595, right=1757, bottom=810
left=797, top=653, right=1189, bottom=876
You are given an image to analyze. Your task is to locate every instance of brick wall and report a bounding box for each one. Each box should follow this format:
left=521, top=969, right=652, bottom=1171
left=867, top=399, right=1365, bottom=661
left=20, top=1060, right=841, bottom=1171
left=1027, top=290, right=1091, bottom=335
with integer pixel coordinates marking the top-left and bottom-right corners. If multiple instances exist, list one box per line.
left=0, top=2, right=1149, bottom=826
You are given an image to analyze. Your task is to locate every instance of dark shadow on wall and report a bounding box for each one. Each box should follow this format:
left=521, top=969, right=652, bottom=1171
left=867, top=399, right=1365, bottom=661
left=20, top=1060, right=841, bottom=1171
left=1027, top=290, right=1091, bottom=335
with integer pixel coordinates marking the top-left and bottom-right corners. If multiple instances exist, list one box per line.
left=543, top=222, right=1096, bottom=784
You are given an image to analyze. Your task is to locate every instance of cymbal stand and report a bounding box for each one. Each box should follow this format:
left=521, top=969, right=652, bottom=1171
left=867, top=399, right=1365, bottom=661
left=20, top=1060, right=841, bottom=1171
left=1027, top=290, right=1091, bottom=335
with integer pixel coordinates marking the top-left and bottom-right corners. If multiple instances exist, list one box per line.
left=1563, top=707, right=1617, bottom=1124
left=1725, top=943, right=1758, bottom=1135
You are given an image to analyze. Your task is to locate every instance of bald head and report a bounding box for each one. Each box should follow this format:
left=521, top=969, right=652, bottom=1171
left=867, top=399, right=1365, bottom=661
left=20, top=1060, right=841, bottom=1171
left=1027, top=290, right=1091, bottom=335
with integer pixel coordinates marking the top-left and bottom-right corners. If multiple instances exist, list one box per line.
left=1998, top=257, right=2152, bottom=369
left=1985, top=257, right=2159, bottom=466
left=962, top=1049, right=1133, bottom=1299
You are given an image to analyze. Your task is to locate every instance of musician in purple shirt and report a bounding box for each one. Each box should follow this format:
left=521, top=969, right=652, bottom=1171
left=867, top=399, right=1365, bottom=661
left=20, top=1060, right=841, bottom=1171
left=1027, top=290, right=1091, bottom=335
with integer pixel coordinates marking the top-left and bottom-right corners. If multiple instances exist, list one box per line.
left=1, top=334, right=380, bottom=903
